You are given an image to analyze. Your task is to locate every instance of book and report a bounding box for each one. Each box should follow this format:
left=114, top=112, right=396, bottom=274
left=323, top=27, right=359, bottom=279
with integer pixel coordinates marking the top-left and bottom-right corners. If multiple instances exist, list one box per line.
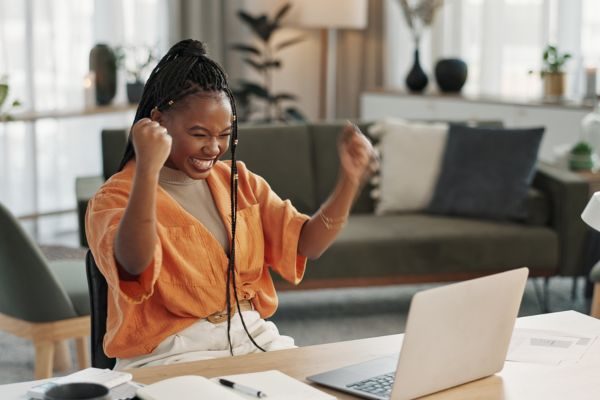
left=27, top=367, right=136, bottom=400
left=136, top=370, right=336, bottom=400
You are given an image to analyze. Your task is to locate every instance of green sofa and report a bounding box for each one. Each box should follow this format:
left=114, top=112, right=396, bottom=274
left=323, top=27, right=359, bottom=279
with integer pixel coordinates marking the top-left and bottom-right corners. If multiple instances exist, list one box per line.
left=76, top=121, right=589, bottom=291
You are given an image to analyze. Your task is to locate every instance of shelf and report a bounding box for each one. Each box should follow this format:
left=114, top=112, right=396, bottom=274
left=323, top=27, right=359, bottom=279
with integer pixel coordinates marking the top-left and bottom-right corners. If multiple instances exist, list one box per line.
left=365, top=88, right=596, bottom=112
left=6, top=103, right=137, bottom=123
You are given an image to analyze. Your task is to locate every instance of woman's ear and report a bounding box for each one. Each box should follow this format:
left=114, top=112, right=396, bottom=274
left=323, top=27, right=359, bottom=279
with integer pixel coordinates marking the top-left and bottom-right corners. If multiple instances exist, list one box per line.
left=150, top=107, right=163, bottom=123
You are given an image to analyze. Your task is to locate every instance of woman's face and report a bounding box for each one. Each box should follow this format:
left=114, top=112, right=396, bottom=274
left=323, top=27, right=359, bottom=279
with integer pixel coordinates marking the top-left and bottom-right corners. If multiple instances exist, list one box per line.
left=152, top=91, right=233, bottom=179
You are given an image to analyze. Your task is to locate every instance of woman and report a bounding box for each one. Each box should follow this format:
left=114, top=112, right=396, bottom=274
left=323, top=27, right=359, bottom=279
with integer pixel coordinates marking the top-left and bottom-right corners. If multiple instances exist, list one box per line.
left=86, top=39, right=376, bottom=370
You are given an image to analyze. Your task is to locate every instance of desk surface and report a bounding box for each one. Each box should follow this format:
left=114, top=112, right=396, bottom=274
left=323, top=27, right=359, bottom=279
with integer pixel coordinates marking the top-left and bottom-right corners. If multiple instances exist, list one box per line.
left=3, top=311, right=600, bottom=399
left=130, top=311, right=600, bottom=399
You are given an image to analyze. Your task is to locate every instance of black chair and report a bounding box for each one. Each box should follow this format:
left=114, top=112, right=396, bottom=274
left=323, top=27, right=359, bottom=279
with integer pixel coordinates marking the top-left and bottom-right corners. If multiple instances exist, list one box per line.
left=85, top=250, right=116, bottom=369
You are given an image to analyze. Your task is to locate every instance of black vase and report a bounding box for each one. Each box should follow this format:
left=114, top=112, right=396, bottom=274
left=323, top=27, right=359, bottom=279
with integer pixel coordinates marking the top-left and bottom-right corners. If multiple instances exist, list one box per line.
left=434, top=58, right=468, bottom=93
left=126, top=81, right=145, bottom=104
left=89, top=44, right=117, bottom=106
left=405, top=48, right=428, bottom=93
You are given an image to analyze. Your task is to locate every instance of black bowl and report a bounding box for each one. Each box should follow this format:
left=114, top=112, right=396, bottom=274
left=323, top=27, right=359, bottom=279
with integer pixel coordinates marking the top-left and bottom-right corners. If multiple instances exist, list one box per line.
left=44, top=382, right=110, bottom=400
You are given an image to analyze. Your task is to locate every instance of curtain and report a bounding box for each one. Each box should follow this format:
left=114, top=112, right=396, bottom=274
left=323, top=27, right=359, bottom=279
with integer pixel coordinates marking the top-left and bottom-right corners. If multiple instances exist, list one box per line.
left=167, top=0, right=230, bottom=65
left=335, top=0, right=385, bottom=119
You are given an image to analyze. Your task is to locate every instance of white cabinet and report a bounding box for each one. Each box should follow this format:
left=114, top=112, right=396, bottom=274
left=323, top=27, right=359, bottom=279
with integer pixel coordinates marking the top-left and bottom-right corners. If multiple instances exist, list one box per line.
left=360, top=91, right=591, bottom=162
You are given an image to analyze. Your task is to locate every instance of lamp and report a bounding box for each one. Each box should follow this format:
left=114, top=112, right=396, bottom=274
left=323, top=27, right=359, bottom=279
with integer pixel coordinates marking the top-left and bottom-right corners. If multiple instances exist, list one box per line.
left=292, top=0, right=368, bottom=120
left=582, top=192, right=600, bottom=231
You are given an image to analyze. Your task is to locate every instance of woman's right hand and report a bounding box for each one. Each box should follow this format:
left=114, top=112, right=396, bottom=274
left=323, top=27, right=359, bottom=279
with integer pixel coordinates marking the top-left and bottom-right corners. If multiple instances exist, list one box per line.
left=131, top=118, right=172, bottom=175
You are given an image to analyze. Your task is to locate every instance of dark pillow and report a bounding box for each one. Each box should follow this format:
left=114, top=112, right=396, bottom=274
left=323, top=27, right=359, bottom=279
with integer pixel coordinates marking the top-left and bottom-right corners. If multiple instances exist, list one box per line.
left=427, top=124, right=544, bottom=220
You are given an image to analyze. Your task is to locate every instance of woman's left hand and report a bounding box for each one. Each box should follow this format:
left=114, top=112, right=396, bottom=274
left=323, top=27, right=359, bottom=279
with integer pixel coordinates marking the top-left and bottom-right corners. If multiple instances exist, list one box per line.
left=338, top=122, right=378, bottom=186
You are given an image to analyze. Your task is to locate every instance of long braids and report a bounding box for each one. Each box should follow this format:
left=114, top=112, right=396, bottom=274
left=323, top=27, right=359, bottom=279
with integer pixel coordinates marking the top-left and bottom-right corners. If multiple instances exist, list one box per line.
left=117, top=39, right=266, bottom=355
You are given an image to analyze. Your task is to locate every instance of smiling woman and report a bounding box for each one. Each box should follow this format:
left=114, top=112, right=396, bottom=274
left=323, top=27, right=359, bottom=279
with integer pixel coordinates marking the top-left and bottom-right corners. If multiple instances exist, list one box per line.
left=85, top=39, right=377, bottom=370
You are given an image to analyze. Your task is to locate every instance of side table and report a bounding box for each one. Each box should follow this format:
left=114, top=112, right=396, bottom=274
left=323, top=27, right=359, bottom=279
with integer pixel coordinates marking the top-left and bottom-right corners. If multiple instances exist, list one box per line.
left=576, top=169, right=600, bottom=298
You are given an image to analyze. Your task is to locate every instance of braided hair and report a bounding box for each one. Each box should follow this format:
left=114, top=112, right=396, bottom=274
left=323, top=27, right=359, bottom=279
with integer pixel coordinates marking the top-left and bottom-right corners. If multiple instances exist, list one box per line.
left=117, top=39, right=266, bottom=355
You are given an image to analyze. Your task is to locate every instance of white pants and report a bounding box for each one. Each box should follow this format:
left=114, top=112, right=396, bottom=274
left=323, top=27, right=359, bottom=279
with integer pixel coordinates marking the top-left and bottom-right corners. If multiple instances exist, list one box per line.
left=114, top=311, right=295, bottom=370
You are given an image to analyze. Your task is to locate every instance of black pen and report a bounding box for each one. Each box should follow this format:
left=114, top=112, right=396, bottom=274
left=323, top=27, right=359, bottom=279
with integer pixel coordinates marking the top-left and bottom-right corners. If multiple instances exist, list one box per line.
left=218, top=378, right=268, bottom=398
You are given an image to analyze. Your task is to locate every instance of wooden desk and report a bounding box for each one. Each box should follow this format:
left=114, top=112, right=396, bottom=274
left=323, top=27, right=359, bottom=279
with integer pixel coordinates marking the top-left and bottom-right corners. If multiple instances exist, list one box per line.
left=131, top=311, right=600, bottom=399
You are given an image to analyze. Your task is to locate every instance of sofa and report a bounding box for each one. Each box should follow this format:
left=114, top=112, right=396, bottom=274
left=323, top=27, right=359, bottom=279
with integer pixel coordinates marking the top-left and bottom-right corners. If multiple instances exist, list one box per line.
left=76, top=121, right=589, bottom=292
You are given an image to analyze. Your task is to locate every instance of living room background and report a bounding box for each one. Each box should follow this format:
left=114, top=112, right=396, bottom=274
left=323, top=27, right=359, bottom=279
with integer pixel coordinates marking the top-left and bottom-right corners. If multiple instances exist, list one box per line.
left=0, top=0, right=598, bottom=242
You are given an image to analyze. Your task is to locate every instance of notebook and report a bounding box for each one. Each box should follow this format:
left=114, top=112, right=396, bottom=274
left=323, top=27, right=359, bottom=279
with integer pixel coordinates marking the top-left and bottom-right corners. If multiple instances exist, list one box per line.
left=136, top=370, right=335, bottom=400
left=307, top=268, right=529, bottom=400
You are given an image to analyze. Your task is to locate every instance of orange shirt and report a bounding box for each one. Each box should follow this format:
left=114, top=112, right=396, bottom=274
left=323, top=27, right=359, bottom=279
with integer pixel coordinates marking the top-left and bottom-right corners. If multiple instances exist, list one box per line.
left=85, top=160, right=309, bottom=358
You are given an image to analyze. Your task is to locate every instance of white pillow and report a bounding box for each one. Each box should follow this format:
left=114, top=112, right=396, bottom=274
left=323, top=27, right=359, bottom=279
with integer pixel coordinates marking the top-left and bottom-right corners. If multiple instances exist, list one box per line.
left=369, top=118, right=448, bottom=215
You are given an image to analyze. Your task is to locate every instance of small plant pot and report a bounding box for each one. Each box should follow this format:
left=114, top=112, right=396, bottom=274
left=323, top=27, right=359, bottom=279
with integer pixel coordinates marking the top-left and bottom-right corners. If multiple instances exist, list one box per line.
left=543, top=72, right=565, bottom=99
left=126, top=81, right=145, bottom=104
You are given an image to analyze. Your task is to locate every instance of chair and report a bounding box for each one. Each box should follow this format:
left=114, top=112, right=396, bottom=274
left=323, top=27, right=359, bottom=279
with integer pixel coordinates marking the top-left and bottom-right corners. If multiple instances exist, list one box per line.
left=0, top=202, right=90, bottom=379
left=85, top=250, right=116, bottom=369
left=76, top=128, right=128, bottom=247
left=590, top=262, right=600, bottom=318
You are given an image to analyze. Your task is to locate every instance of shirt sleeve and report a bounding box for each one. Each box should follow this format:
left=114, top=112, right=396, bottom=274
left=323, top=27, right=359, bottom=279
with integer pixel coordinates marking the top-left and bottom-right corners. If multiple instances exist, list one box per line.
left=242, top=163, right=310, bottom=285
left=85, top=182, right=162, bottom=304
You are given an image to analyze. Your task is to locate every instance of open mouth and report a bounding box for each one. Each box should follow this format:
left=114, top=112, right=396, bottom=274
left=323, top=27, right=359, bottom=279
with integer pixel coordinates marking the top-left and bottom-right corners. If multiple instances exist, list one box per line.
left=189, top=157, right=215, bottom=172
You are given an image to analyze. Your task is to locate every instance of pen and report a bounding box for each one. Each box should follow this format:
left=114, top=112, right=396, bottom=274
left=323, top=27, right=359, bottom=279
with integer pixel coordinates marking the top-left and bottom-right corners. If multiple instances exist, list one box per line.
left=218, top=378, right=268, bottom=398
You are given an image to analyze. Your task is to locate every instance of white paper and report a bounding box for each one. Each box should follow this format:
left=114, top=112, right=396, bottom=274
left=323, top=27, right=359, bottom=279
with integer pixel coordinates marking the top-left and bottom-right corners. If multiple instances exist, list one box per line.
left=507, top=328, right=597, bottom=365
left=214, top=370, right=336, bottom=400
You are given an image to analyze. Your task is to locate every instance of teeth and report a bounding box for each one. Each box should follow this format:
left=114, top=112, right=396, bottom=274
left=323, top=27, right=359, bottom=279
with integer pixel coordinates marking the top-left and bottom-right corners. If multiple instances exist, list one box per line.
left=191, top=158, right=213, bottom=169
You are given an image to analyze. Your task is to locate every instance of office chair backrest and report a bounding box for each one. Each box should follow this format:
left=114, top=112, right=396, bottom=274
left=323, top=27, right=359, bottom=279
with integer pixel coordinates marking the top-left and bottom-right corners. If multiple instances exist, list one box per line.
left=0, top=202, right=77, bottom=322
left=85, top=250, right=116, bottom=369
left=101, top=129, right=128, bottom=181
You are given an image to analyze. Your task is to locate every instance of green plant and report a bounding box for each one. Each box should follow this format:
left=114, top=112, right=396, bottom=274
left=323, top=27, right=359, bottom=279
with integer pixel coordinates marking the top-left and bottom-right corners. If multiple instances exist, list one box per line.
left=114, top=45, right=158, bottom=83
left=0, top=75, right=22, bottom=122
left=230, top=2, right=306, bottom=122
left=542, top=45, right=571, bottom=75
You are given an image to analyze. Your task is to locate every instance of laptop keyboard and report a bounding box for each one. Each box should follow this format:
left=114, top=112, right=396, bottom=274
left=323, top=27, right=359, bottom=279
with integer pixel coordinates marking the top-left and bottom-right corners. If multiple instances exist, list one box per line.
left=346, top=372, right=395, bottom=399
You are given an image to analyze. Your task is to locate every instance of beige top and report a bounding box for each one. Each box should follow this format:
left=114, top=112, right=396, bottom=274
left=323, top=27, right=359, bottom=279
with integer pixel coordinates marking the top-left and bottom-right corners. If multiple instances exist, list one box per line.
left=158, top=165, right=229, bottom=252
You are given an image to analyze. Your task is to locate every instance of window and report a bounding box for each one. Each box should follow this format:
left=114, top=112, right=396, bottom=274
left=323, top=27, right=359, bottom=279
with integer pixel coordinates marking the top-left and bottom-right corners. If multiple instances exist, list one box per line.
left=0, top=0, right=166, bottom=243
left=386, top=0, right=600, bottom=100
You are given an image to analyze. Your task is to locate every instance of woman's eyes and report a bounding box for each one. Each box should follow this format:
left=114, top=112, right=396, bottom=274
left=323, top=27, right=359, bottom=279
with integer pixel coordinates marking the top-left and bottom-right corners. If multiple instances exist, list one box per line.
left=192, top=133, right=231, bottom=138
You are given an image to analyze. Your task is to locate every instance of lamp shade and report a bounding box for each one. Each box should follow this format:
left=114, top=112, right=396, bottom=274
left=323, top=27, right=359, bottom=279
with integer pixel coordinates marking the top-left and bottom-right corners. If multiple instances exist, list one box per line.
left=582, top=192, right=600, bottom=231
left=292, top=0, right=368, bottom=29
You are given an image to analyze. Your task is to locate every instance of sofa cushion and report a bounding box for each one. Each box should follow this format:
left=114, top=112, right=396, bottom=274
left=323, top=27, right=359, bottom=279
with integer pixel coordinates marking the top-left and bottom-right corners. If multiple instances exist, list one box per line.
left=310, top=122, right=375, bottom=214
left=302, top=214, right=558, bottom=280
left=428, top=124, right=544, bottom=221
left=368, top=118, right=448, bottom=214
left=234, top=123, right=316, bottom=214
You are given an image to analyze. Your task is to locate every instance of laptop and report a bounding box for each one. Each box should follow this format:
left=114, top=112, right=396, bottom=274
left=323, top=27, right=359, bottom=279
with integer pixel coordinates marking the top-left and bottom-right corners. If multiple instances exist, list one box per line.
left=307, top=268, right=529, bottom=400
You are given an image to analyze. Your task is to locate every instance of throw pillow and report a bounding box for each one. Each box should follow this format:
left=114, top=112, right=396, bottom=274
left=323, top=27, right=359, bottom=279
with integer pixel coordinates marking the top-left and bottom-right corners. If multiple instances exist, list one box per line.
left=427, top=124, right=545, bottom=220
left=368, top=118, right=449, bottom=215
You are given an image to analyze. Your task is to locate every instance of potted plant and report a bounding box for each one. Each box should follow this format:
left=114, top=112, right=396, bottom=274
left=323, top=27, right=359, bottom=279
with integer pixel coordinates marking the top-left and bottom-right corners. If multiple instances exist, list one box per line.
left=569, top=141, right=596, bottom=171
left=0, top=75, right=21, bottom=121
left=540, top=45, right=571, bottom=99
left=230, top=2, right=306, bottom=122
left=115, top=45, right=157, bottom=104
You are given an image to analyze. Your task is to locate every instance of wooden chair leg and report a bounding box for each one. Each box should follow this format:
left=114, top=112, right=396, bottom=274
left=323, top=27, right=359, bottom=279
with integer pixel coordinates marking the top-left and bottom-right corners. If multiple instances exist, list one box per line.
left=591, top=283, right=600, bottom=319
left=75, top=336, right=90, bottom=369
left=34, top=341, right=55, bottom=379
left=53, top=340, right=72, bottom=372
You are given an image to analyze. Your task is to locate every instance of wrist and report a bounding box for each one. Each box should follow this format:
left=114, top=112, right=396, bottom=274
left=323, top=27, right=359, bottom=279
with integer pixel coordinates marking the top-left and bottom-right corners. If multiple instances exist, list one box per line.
left=134, top=163, right=161, bottom=183
left=337, top=169, right=362, bottom=191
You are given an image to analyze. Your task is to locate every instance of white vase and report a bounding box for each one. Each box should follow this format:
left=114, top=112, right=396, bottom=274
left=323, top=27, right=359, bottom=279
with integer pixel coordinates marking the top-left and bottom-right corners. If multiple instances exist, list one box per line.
left=582, top=102, right=600, bottom=159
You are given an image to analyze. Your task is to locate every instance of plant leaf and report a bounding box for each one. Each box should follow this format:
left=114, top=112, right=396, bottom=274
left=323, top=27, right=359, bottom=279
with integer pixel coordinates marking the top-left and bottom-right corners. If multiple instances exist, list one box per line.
left=243, top=57, right=265, bottom=72
left=230, top=44, right=262, bottom=56
left=0, top=84, right=8, bottom=108
left=237, top=11, right=271, bottom=41
left=263, top=59, right=282, bottom=69
left=283, top=106, right=307, bottom=121
left=272, top=92, right=297, bottom=101
left=242, top=82, right=270, bottom=99
left=273, top=2, right=291, bottom=24
left=275, top=36, right=306, bottom=51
